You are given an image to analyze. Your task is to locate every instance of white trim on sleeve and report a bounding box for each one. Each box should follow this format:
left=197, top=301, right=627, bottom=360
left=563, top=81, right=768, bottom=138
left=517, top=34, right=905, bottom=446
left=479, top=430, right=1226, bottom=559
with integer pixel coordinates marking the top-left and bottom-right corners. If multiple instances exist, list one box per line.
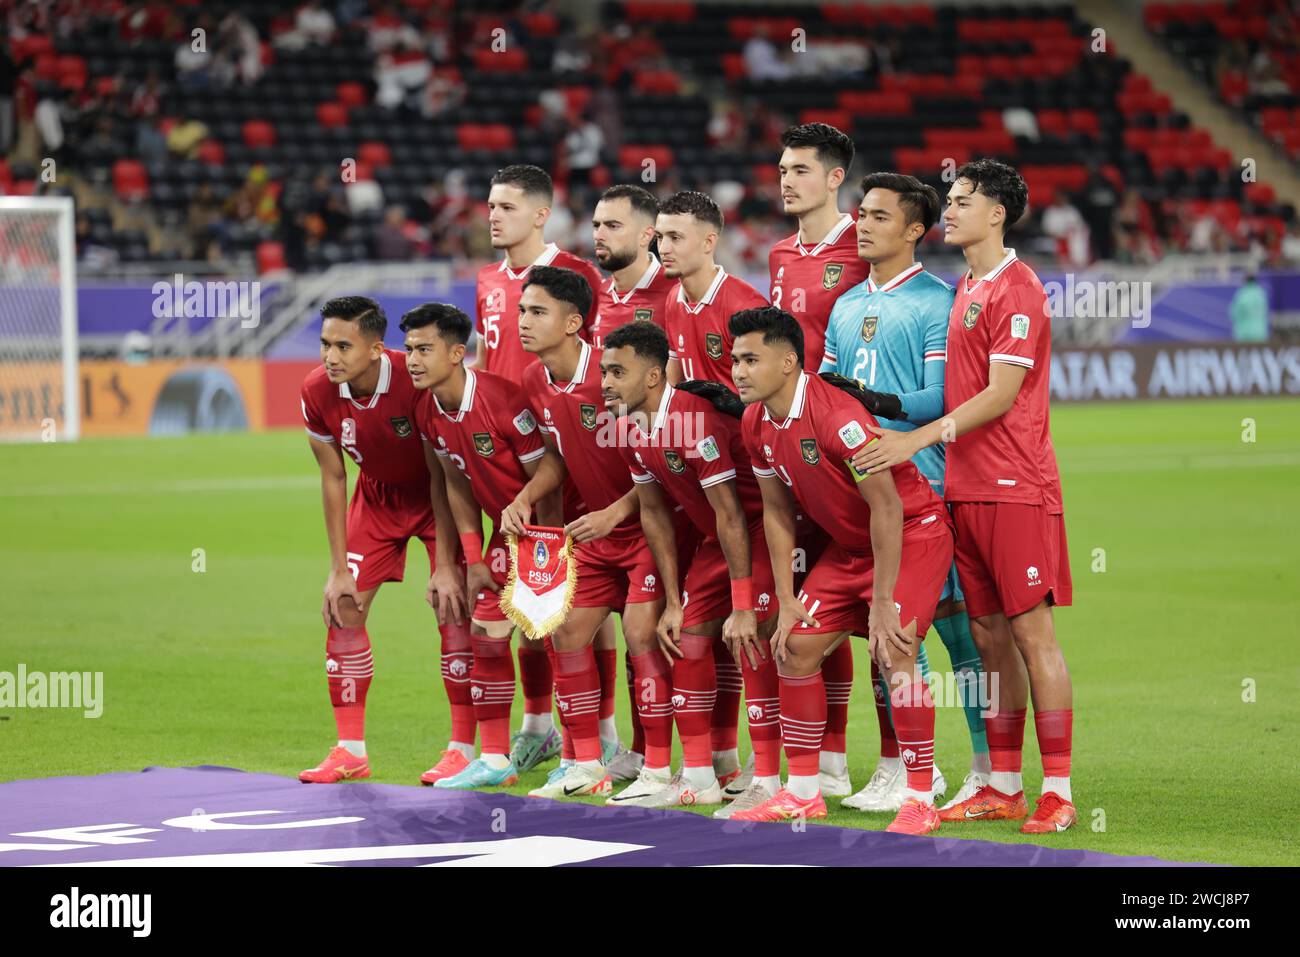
left=751, top=465, right=777, bottom=478
left=630, top=471, right=657, bottom=484
left=517, top=447, right=546, bottom=464
left=304, top=427, right=335, bottom=443
left=698, top=469, right=737, bottom=489
left=990, top=353, right=1034, bottom=368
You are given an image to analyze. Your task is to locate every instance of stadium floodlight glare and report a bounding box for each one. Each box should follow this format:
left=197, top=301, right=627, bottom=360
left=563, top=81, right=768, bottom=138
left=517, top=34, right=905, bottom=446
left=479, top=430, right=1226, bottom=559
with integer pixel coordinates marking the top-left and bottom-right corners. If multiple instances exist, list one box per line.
left=0, top=196, right=79, bottom=442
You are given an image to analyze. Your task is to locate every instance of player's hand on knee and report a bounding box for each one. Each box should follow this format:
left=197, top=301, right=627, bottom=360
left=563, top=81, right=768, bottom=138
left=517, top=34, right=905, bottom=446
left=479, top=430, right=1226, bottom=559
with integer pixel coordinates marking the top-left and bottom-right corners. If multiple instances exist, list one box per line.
left=867, top=602, right=912, bottom=669
left=466, top=561, right=500, bottom=598
left=772, top=596, right=818, bottom=663
left=723, top=609, right=761, bottom=669
left=656, top=603, right=685, bottom=659
left=429, top=565, right=467, bottom=625
left=324, top=569, right=363, bottom=628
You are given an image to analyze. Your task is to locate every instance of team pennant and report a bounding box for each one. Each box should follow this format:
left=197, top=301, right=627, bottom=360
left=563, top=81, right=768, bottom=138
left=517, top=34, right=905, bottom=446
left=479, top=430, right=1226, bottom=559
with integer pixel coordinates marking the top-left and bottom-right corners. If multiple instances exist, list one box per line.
left=498, top=525, right=577, bottom=639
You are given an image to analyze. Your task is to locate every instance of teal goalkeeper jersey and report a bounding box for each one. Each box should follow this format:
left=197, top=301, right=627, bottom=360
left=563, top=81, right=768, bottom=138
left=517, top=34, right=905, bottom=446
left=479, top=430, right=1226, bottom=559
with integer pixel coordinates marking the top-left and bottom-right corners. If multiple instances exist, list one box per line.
left=819, top=262, right=955, bottom=492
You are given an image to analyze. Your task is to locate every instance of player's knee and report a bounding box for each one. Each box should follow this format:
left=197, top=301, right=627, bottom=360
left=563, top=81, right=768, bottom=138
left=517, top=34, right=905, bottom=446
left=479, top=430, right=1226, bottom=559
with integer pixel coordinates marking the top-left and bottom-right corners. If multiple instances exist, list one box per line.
left=679, top=632, right=713, bottom=659
left=1007, top=602, right=1057, bottom=650
left=473, top=619, right=513, bottom=640
left=622, top=627, right=658, bottom=656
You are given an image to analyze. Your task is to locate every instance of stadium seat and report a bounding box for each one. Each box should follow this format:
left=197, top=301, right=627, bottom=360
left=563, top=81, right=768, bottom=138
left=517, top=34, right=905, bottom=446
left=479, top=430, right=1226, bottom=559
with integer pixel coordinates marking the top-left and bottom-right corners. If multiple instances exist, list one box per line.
left=112, top=159, right=149, bottom=201
left=357, top=142, right=392, bottom=168
left=197, top=139, right=225, bottom=166
left=242, top=120, right=277, bottom=149
left=335, top=82, right=367, bottom=108
left=316, top=102, right=349, bottom=129
left=256, top=241, right=288, bottom=274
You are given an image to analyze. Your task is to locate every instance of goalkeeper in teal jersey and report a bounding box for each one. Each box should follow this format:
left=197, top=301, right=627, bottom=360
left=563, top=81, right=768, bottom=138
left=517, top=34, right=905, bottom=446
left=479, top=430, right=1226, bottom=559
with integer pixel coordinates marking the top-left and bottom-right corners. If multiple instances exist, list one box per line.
left=819, top=172, right=991, bottom=813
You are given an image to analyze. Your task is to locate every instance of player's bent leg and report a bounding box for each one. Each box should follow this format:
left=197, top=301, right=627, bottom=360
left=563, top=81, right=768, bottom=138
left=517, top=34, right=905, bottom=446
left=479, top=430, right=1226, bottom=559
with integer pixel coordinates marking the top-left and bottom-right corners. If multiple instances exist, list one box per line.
left=939, top=612, right=1029, bottom=821
left=301, top=586, right=380, bottom=784
left=710, top=637, right=743, bottom=783
left=732, top=631, right=838, bottom=823
left=423, top=618, right=476, bottom=785
left=876, top=624, right=941, bottom=836
left=528, top=606, right=613, bottom=799
left=435, top=620, right=519, bottom=790
left=511, top=633, right=561, bottom=774
left=1007, top=601, right=1076, bottom=833
left=593, top=613, right=627, bottom=765
left=820, top=636, right=853, bottom=797
left=933, top=595, right=992, bottom=803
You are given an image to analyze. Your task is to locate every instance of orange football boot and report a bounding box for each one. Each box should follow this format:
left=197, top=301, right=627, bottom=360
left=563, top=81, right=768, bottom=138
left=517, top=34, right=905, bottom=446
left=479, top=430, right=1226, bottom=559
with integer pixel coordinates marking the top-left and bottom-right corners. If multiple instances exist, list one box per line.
left=730, top=788, right=828, bottom=822
left=299, top=746, right=371, bottom=783
left=420, top=748, right=470, bottom=786
left=886, top=798, right=941, bottom=835
left=1020, top=792, right=1077, bottom=833
left=936, top=784, right=1028, bottom=822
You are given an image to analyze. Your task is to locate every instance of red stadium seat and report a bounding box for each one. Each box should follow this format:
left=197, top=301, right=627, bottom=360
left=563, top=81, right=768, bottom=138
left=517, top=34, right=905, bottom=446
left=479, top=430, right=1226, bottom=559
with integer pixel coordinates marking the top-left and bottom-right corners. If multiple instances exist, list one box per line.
left=619, top=144, right=674, bottom=172
left=522, top=12, right=559, bottom=36
left=800, top=108, right=851, bottom=130
left=473, top=48, right=527, bottom=72
left=357, top=142, right=391, bottom=168
left=1067, top=109, right=1100, bottom=136
left=12, top=34, right=53, bottom=63
left=1245, top=183, right=1276, bottom=206
left=838, top=90, right=910, bottom=116
left=112, top=159, right=149, bottom=201
left=335, top=82, right=367, bottom=108
left=633, top=70, right=681, bottom=95
left=34, top=54, right=59, bottom=81
left=721, top=53, right=746, bottom=82
left=197, top=139, right=225, bottom=166
left=456, top=124, right=514, bottom=152
left=256, top=241, right=287, bottom=274
left=1037, top=110, right=1069, bottom=135
left=56, top=55, right=87, bottom=91
left=624, top=1, right=695, bottom=23
left=316, top=102, right=348, bottom=129
left=561, top=86, right=593, bottom=118
left=242, top=120, right=276, bottom=149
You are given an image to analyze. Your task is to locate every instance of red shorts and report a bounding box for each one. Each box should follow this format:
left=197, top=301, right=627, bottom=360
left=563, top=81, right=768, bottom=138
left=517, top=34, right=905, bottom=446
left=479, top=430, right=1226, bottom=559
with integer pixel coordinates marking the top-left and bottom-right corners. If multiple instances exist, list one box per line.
left=346, top=477, right=438, bottom=591
left=950, top=502, right=1073, bottom=619
left=471, top=531, right=511, bottom=624
left=795, top=527, right=954, bottom=638
left=573, top=527, right=663, bottom=610
left=681, top=526, right=778, bottom=629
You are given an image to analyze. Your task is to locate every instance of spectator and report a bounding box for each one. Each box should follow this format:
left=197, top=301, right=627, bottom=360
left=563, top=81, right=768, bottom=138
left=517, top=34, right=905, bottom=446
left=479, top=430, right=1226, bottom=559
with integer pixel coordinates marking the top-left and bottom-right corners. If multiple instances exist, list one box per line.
left=1041, top=192, right=1090, bottom=266
left=274, top=1, right=337, bottom=51
left=1229, top=273, right=1269, bottom=342
left=218, top=12, right=263, bottom=86
left=373, top=205, right=424, bottom=260
left=1281, top=221, right=1300, bottom=265
left=33, top=85, right=66, bottom=159
left=563, top=112, right=604, bottom=190
left=0, top=46, right=14, bottom=155
left=375, top=37, right=431, bottom=110
left=1078, top=166, right=1119, bottom=261
left=186, top=183, right=226, bottom=258
left=744, top=26, right=794, bottom=81
left=166, top=118, right=209, bottom=160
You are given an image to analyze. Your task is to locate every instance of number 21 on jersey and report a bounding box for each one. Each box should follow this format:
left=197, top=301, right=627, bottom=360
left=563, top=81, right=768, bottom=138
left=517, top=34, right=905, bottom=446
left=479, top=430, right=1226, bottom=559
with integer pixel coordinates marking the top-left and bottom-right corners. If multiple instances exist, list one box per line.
left=851, top=347, right=878, bottom=387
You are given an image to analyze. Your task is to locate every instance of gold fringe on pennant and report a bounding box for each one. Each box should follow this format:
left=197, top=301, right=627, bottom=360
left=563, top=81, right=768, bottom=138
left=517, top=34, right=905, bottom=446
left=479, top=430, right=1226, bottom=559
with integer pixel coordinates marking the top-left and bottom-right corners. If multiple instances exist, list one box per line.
left=498, top=527, right=578, bottom=640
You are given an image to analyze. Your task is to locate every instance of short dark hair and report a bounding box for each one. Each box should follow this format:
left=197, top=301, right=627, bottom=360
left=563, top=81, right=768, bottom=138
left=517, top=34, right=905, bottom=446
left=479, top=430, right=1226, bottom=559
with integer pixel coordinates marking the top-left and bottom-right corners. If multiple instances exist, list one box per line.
left=321, top=296, right=386, bottom=338
left=780, top=122, right=855, bottom=174
left=398, top=302, right=472, bottom=346
left=859, top=171, right=942, bottom=234
left=728, top=306, right=804, bottom=367
left=490, top=164, right=553, bottom=203
left=954, top=158, right=1028, bottom=231
left=658, top=190, right=724, bottom=231
left=600, top=184, right=659, bottom=222
left=603, top=319, right=669, bottom=368
left=522, top=265, right=592, bottom=320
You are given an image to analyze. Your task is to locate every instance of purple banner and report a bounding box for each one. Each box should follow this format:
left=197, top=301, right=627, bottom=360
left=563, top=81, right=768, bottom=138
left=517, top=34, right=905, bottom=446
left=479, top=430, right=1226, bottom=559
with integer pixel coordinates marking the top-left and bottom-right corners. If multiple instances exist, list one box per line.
left=0, top=767, right=1192, bottom=867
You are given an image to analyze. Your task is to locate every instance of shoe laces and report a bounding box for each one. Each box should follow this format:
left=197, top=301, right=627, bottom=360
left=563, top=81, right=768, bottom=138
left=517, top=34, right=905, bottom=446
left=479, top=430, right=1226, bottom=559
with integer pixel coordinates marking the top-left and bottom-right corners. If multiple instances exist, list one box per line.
left=545, top=764, right=569, bottom=785
left=895, top=797, right=931, bottom=825
left=865, top=765, right=894, bottom=791
left=1033, top=792, right=1067, bottom=817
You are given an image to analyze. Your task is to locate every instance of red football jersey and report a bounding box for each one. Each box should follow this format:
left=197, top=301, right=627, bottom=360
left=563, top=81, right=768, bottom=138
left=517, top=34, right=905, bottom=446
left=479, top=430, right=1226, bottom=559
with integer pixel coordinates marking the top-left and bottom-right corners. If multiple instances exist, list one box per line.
left=591, top=254, right=673, bottom=348
left=619, top=384, right=764, bottom=538
left=664, top=266, right=767, bottom=392
left=301, top=349, right=428, bottom=487
left=741, top=372, right=948, bottom=556
left=475, top=243, right=605, bottom=384
left=768, top=214, right=869, bottom=371
left=417, top=368, right=546, bottom=521
left=943, top=249, right=1063, bottom=510
left=522, top=339, right=638, bottom=531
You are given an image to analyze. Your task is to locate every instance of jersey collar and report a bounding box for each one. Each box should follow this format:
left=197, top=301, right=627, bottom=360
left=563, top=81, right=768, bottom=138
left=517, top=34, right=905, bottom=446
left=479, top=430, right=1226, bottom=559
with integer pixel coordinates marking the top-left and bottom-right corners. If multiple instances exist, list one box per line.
left=866, top=260, right=924, bottom=294
left=543, top=338, right=592, bottom=394
left=963, top=247, right=1017, bottom=294
left=607, top=255, right=662, bottom=305
left=794, top=213, right=854, bottom=256
left=339, top=352, right=392, bottom=409
left=676, top=264, right=726, bottom=315
left=433, top=367, right=477, bottom=422
left=761, top=371, right=809, bottom=429
left=649, top=382, right=675, bottom=438
left=499, top=242, right=560, bottom=281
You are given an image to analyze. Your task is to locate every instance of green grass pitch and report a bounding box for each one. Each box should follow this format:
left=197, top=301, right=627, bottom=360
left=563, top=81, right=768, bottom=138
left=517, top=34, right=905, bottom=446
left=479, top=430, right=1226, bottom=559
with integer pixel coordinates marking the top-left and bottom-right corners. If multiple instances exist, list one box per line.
left=2, top=397, right=1297, bottom=865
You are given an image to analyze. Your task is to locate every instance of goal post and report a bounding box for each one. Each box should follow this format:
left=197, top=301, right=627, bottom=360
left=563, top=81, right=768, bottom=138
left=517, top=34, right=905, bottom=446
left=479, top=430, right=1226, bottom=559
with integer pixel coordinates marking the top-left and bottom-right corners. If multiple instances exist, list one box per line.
left=0, top=195, right=79, bottom=442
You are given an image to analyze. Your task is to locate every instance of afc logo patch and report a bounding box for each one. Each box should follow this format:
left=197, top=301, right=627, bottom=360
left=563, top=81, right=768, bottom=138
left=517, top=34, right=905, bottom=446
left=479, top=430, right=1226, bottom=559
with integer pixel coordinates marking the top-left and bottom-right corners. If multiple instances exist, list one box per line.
left=664, top=450, right=686, bottom=473
left=579, top=404, right=598, bottom=430
left=634, top=307, right=654, bottom=322
left=390, top=416, right=412, bottom=438
left=963, top=301, right=983, bottom=330
left=860, top=313, right=879, bottom=343
left=822, top=262, right=844, bottom=289
left=800, top=438, right=820, bottom=465
left=473, top=432, right=495, bottom=457
left=705, top=332, right=724, bottom=360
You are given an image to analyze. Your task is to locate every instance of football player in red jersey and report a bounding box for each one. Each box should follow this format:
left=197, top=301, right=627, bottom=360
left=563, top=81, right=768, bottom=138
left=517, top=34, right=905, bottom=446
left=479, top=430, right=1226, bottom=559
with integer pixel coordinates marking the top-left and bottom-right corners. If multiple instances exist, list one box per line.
left=590, top=184, right=673, bottom=348
left=403, top=302, right=564, bottom=790
left=600, top=321, right=786, bottom=815
left=474, top=164, right=608, bottom=775
left=852, top=159, right=1076, bottom=834
left=659, top=191, right=768, bottom=391
left=473, top=164, right=604, bottom=383
left=298, top=297, right=468, bottom=786
left=498, top=266, right=678, bottom=801
left=729, top=307, right=954, bottom=835
left=769, top=122, right=871, bottom=799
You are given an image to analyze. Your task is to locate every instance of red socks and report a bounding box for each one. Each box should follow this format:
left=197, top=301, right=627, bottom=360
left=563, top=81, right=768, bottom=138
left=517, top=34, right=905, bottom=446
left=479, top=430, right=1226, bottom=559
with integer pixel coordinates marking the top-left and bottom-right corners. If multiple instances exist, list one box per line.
left=630, top=649, right=673, bottom=768
left=517, top=641, right=554, bottom=717
left=439, top=621, right=475, bottom=746
left=553, top=646, right=602, bottom=763
left=470, top=635, right=515, bottom=756
left=627, top=652, right=645, bottom=755
left=871, top=661, right=899, bottom=759
left=673, top=633, right=717, bottom=768
left=740, top=649, right=782, bottom=778
left=1034, top=708, right=1073, bottom=778
left=822, top=640, right=853, bottom=754
left=889, top=679, right=936, bottom=793
left=711, top=637, right=742, bottom=753
left=778, top=670, right=825, bottom=778
left=596, top=646, right=617, bottom=722
left=987, top=707, right=1028, bottom=776
left=327, top=625, right=373, bottom=742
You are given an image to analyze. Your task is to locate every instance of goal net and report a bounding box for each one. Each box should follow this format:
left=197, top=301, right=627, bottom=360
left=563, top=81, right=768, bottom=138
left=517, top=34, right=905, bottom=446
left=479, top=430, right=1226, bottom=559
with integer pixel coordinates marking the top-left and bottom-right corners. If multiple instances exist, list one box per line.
left=0, top=196, right=79, bottom=441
